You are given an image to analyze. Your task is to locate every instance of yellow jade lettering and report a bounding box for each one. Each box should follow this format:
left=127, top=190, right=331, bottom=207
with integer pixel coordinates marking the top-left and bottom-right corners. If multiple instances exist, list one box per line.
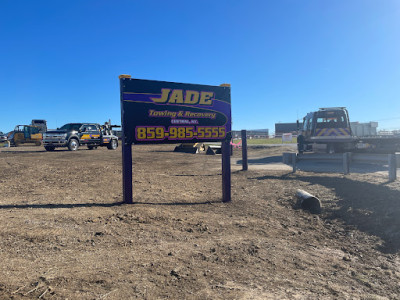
left=150, top=89, right=214, bottom=105
left=199, top=92, right=213, bottom=105
left=169, top=90, right=184, bottom=104
left=151, top=89, right=170, bottom=103
left=184, top=91, right=199, bottom=104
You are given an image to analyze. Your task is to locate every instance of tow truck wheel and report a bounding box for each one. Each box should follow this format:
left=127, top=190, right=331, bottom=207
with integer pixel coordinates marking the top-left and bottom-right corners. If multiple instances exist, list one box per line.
left=68, top=139, right=79, bottom=151
left=107, top=139, right=118, bottom=150
left=45, top=146, right=55, bottom=151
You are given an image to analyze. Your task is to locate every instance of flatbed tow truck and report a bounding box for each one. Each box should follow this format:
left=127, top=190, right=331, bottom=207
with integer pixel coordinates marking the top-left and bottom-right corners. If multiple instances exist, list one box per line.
left=297, top=107, right=400, bottom=154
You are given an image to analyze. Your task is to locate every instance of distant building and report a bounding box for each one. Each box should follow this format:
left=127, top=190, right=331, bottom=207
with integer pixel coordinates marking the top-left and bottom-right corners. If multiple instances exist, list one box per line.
left=275, top=123, right=298, bottom=137
left=377, top=129, right=400, bottom=136
left=232, top=129, right=269, bottom=139
left=350, top=122, right=378, bottom=136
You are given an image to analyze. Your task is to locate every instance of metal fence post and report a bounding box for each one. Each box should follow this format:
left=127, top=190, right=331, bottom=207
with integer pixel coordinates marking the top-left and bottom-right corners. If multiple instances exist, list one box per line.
left=222, top=139, right=232, bottom=202
left=241, top=130, right=248, bottom=171
left=343, top=152, right=350, bottom=175
left=292, top=153, right=297, bottom=173
left=389, top=154, right=397, bottom=182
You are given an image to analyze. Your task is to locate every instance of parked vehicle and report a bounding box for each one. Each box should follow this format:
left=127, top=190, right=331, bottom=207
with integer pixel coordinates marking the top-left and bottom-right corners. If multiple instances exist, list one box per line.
left=42, top=122, right=119, bottom=151
left=31, top=119, right=47, bottom=132
left=297, top=107, right=400, bottom=154
left=0, top=131, right=9, bottom=147
left=8, top=125, right=42, bottom=146
left=0, top=131, right=7, bottom=142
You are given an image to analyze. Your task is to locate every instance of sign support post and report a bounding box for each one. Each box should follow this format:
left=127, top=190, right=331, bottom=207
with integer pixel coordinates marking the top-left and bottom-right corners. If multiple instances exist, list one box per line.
left=119, top=75, right=133, bottom=204
left=220, top=84, right=231, bottom=203
left=122, top=143, right=133, bottom=204
left=241, top=129, right=248, bottom=170
left=221, top=140, right=231, bottom=202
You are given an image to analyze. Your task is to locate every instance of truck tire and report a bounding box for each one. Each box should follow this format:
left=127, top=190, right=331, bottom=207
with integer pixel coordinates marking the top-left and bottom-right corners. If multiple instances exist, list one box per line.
left=45, top=146, right=55, bottom=151
left=68, top=138, right=79, bottom=151
left=107, top=139, right=118, bottom=150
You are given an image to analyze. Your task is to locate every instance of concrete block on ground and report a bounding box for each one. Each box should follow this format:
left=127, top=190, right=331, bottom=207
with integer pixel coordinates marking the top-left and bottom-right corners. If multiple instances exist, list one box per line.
left=283, top=152, right=293, bottom=164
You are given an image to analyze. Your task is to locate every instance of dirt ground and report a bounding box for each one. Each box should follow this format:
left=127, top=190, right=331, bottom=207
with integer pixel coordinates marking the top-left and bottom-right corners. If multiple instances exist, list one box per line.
left=0, top=144, right=400, bottom=299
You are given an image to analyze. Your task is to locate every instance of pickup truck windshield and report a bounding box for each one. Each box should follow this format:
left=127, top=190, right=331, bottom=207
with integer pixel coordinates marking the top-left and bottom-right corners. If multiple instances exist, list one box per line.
left=59, top=124, right=82, bottom=131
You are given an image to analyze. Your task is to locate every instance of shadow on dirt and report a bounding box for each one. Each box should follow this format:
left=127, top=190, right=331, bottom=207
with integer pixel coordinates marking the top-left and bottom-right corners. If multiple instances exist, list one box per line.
left=252, top=173, right=400, bottom=254
left=236, top=155, right=283, bottom=165
left=0, top=200, right=217, bottom=210
left=0, top=150, right=47, bottom=154
left=0, top=202, right=125, bottom=209
left=134, top=201, right=217, bottom=206
left=173, top=174, right=219, bottom=177
left=149, top=150, right=177, bottom=153
left=1, top=148, right=95, bottom=154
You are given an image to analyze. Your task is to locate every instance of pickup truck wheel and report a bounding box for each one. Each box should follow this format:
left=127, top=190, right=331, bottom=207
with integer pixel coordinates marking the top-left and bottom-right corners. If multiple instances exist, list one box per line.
left=45, top=146, right=55, bottom=151
left=68, top=139, right=79, bottom=151
left=107, top=139, right=118, bottom=150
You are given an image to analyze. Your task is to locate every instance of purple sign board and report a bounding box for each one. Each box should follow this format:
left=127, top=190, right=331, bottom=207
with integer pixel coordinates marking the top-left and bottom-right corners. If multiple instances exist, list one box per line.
left=119, top=76, right=232, bottom=204
left=120, top=78, right=231, bottom=144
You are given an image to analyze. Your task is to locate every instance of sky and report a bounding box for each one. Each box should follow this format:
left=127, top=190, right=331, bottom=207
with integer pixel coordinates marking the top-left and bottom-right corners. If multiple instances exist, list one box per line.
left=1, top=0, right=399, bottom=134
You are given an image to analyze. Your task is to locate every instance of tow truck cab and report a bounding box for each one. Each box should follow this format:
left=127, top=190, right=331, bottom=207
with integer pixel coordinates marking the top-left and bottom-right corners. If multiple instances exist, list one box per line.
left=43, top=123, right=118, bottom=151
left=298, top=107, right=353, bottom=153
left=298, top=107, right=400, bottom=154
left=300, top=107, right=352, bottom=139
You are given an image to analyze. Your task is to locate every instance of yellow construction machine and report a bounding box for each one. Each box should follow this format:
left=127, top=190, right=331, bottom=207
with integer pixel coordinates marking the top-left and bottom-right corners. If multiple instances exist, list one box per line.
left=8, top=125, right=42, bottom=146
